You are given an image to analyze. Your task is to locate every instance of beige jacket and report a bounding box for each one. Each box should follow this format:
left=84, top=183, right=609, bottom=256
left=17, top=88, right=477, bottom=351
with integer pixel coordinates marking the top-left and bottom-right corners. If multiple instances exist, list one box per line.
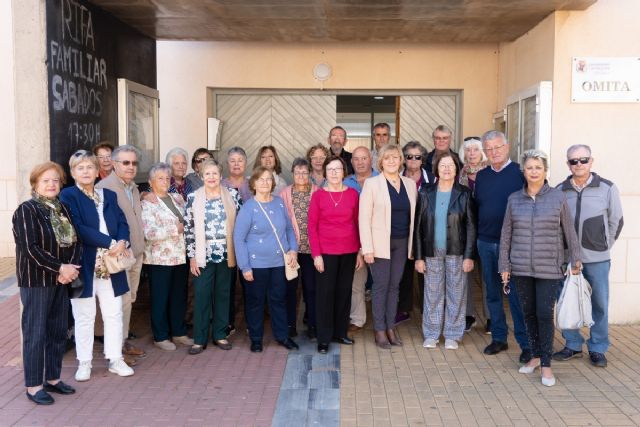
left=96, top=173, right=145, bottom=257
left=359, top=173, right=417, bottom=259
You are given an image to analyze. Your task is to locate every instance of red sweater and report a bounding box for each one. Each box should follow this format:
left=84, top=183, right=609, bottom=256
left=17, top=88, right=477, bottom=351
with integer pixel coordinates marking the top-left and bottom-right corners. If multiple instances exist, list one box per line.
left=308, top=188, right=360, bottom=257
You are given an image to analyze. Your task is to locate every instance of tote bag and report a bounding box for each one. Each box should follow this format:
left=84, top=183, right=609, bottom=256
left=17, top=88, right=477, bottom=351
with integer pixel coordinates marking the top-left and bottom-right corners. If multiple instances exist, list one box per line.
left=556, top=265, right=594, bottom=330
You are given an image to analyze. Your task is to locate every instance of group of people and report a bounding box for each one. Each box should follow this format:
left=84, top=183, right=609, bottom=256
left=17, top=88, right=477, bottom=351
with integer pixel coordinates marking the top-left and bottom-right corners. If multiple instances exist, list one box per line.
left=14, top=123, right=623, bottom=405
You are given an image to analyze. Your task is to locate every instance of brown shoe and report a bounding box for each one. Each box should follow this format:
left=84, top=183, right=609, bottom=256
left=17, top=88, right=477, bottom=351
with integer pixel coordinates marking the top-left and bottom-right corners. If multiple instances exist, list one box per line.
left=387, top=328, right=403, bottom=346
left=123, top=342, right=146, bottom=357
left=375, top=330, right=391, bottom=349
left=348, top=324, right=362, bottom=333
left=123, top=354, right=138, bottom=366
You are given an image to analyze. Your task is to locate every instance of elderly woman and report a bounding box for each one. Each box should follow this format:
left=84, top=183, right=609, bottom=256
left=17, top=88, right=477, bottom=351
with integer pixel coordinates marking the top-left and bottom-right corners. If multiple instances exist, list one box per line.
left=165, top=148, right=193, bottom=201
left=185, top=148, right=213, bottom=191
left=360, top=144, right=417, bottom=348
left=141, top=162, right=193, bottom=351
left=459, top=137, right=489, bottom=332
left=184, top=159, right=240, bottom=354
left=396, top=140, right=436, bottom=324
left=13, top=162, right=81, bottom=405
left=279, top=158, right=319, bottom=339
left=306, top=144, right=329, bottom=187
left=308, top=156, right=363, bottom=354
left=92, top=141, right=114, bottom=182
left=499, top=149, right=581, bottom=387
left=414, top=152, right=476, bottom=351
left=222, top=146, right=252, bottom=203
left=60, top=150, right=134, bottom=381
left=234, top=166, right=299, bottom=352
left=253, top=145, right=288, bottom=195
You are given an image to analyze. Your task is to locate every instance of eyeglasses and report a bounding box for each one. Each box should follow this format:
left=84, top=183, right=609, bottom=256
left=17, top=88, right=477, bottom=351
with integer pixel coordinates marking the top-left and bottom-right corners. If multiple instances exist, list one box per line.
left=405, top=155, right=422, bottom=161
left=434, top=136, right=450, bottom=141
left=257, top=177, right=273, bottom=183
left=438, top=164, right=455, bottom=169
left=484, top=144, right=507, bottom=153
left=326, top=167, right=343, bottom=174
left=97, top=155, right=111, bottom=160
left=114, top=160, right=139, bottom=167
left=568, top=157, right=590, bottom=166
left=194, top=157, right=211, bottom=164
left=294, top=172, right=310, bottom=176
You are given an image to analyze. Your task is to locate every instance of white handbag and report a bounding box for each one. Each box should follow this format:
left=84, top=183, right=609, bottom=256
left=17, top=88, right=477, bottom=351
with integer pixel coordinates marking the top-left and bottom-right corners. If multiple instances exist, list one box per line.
left=556, top=265, right=594, bottom=330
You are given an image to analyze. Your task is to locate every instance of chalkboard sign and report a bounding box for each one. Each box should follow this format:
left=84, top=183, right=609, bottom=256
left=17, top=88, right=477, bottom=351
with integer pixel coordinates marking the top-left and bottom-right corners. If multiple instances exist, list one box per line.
left=46, top=0, right=156, bottom=172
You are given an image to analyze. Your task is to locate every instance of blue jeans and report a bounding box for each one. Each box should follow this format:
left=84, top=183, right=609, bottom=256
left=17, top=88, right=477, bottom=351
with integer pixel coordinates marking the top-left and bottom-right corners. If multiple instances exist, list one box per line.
left=561, top=260, right=610, bottom=354
left=477, top=240, right=529, bottom=349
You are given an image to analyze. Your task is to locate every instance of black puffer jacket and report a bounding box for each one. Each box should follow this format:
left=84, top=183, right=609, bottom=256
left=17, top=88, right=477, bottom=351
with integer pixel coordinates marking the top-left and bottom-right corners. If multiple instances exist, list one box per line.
left=413, top=182, right=477, bottom=260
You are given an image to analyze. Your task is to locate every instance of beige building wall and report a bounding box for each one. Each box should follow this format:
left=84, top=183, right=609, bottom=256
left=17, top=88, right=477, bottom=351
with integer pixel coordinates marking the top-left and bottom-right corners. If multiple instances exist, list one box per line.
left=498, top=0, right=640, bottom=323
left=156, top=42, right=499, bottom=163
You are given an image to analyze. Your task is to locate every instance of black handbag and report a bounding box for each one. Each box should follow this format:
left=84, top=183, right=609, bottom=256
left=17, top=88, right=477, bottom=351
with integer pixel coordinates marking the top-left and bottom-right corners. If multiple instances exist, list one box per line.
left=67, top=276, right=84, bottom=299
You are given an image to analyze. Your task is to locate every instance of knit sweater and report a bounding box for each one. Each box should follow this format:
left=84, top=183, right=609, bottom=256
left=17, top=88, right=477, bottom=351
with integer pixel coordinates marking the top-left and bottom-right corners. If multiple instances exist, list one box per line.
left=308, top=187, right=360, bottom=257
left=474, top=162, right=524, bottom=243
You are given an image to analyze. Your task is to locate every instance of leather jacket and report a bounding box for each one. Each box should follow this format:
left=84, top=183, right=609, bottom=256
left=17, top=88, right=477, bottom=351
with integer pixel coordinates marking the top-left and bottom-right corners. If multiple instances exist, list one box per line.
left=413, top=182, right=477, bottom=259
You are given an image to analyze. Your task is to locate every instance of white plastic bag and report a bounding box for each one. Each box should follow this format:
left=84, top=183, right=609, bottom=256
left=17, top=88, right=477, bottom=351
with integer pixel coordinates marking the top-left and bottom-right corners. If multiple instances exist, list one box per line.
left=556, top=265, right=594, bottom=330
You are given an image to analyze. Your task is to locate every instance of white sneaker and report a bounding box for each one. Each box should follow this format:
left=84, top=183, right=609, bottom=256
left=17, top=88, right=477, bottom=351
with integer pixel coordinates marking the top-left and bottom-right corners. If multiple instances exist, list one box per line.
left=154, top=340, right=177, bottom=351
left=172, top=336, right=194, bottom=346
left=444, top=339, right=459, bottom=350
left=108, top=358, right=134, bottom=377
left=75, top=360, right=92, bottom=382
left=423, top=338, right=438, bottom=348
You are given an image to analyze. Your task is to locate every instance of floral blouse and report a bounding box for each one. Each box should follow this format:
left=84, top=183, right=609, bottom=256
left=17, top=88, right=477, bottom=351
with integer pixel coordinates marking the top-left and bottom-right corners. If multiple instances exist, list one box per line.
left=184, top=189, right=241, bottom=264
left=292, top=189, right=311, bottom=254
left=141, top=193, right=187, bottom=266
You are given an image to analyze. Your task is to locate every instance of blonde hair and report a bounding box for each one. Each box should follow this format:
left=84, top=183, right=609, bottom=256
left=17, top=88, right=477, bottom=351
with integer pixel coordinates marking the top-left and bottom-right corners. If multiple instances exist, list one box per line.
left=376, top=144, right=403, bottom=172
left=69, top=150, right=99, bottom=171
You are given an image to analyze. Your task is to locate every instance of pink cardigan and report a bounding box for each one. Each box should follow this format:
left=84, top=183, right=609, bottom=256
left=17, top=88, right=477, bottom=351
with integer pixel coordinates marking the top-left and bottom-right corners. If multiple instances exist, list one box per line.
left=279, top=184, right=318, bottom=243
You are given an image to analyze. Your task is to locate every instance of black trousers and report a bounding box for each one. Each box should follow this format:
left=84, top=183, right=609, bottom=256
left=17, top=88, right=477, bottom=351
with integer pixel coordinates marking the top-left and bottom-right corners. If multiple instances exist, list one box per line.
left=20, top=286, right=69, bottom=387
left=397, top=259, right=425, bottom=314
left=315, top=253, right=357, bottom=344
left=513, top=276, right=562, bottom=367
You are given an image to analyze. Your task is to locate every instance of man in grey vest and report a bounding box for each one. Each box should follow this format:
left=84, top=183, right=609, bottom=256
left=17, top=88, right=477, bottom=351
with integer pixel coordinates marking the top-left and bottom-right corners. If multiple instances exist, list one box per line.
left=553, top=144, right=624, bottom=368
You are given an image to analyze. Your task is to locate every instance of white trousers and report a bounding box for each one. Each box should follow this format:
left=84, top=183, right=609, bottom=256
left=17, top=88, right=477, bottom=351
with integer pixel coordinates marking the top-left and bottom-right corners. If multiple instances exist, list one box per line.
left=350, top=265, right=368, bottom=327
left=71, top=277, right=123, bottom=362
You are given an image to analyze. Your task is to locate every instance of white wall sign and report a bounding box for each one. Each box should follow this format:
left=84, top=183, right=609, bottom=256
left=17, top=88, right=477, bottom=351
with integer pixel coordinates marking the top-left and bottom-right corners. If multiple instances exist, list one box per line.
left=572, top=57, right=640, bottom=103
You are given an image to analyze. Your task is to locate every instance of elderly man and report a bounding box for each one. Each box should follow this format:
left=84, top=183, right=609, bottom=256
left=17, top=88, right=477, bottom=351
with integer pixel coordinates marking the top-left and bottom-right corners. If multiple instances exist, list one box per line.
left=344, top=146, right=378, bottom=333
left=371, top=122, right=391, bottom=172
left=96, top=145, right=146, bottom=363
left=474, top=130, right=531, bottom=363
left=328, top=126, right=354, bottom=175
left=424, top=125, right=462, bottom=174
left=553, top=145, right=624, bottom=368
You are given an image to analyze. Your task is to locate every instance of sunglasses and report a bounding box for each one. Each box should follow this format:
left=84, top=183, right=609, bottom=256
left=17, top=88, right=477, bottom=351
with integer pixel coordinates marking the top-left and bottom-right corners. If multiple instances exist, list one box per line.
left=114, top=160, right=139, bottom=167
left=194, top=157, right=211, bottom=164
left=568, top=157, right=590, bottom=166
left=405, top=155, right=422, bottom=161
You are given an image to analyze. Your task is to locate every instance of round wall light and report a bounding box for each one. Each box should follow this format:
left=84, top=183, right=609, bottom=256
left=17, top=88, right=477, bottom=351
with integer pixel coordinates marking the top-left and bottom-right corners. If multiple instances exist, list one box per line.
left=313, top=63, right=332, bottom=81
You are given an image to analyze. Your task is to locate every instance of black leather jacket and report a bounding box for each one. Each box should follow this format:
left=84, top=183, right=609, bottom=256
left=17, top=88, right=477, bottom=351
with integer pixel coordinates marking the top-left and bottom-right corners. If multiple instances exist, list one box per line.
left=413, top=182, right=477, bottom=259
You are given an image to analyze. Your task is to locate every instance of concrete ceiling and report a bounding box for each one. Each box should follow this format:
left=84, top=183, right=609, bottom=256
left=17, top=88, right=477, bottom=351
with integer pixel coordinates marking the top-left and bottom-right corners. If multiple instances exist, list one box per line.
left=89, top=0, right=597, bottom=43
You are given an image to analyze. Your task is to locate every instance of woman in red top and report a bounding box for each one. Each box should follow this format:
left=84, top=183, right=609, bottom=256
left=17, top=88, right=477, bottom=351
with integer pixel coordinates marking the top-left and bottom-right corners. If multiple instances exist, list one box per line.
left=308, top=156, right=364, bottom=354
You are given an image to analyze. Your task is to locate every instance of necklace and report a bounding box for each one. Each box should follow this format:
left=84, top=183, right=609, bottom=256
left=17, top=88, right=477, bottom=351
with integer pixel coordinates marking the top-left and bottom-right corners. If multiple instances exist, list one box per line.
left=327, top=186, right=344, bottom=207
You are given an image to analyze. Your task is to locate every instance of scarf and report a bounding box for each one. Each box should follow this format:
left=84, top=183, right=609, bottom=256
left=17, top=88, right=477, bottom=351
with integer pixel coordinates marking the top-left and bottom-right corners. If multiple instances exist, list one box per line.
left=77, top=186, right=110, bottom=279
left=193, top=186, right=237, bottom=268
left=459, top=162, right=487, bottom=187
left=32, top=192, right=77, bottom=248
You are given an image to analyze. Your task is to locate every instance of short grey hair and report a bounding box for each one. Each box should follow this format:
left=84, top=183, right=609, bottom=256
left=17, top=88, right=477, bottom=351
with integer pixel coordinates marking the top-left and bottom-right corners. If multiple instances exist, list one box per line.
left=432, top=125, right=452, bottom=139
left=291, top=157, right=310, bottom=173
left=227, top=146, right=247, bottom=159
left=566, top=144, right=592, bottom=159
left=148, top=162, right=172, bottom=181
left=522, top=149, right=549, bottom=171
left=481, top=130, right=508, bottom=147
left=402, top=140, right=428, bottom=158
left=199, top=158, right=221, bottom=177
left=461, top=138, right=487, bottom=163
left=69, top=149, right=99, bottom=170
left=165, top=147, right=188, bottom=165
left=112, top=145, right=140, bottom=161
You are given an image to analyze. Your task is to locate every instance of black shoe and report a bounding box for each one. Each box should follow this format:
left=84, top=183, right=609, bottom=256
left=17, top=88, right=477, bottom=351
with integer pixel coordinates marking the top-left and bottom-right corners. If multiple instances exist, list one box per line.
left=589, top=351, right=607, bottom=367
left=552, top=347, right=583, bottom=361
left=318, top=343, right=329, bottom=354
left=250, top=341, right=263, bottom=353
left=484, top=341, right=508, bottom=355
left=44, top=381, right=76, bottom=395
left=277, top=338, right=299, bottom=350
left=464, top=316, right=476, bottom=332
left=302, top=312, right=308, bottom=325
left=288, top=326, right=298, bottom=338
left=519, top=349, right=533, bottom=364
left=26, top=389, right=54, bottom=405
left=485, top=319, right=492, bottom=335
left=307, top=326, right=317, bottom=340
left=333, top=337, right=354, bottom=345
left=127, top=332, right=137, bottom=340
left=94, top=335, right=104, bottom=344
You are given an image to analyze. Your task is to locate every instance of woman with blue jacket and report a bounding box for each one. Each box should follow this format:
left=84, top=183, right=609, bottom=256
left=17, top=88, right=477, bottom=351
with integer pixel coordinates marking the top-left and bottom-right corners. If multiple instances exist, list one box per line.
left=60, top=150, right=135, bottom=382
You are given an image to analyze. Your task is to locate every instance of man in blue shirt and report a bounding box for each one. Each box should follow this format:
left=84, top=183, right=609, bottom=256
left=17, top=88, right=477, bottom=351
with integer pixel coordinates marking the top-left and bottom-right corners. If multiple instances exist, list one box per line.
left=474, top=130, right=531, bottom=363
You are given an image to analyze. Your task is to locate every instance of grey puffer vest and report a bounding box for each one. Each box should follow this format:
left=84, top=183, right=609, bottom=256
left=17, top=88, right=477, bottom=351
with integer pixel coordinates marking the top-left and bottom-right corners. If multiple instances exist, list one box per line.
left=499, top=183, right=580, bottom=279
